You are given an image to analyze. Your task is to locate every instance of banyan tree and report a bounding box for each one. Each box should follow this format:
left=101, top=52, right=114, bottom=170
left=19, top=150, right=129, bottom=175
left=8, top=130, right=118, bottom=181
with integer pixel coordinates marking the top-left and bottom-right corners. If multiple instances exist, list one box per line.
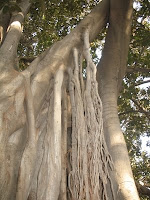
left=0, top=0, right=142, bottom=199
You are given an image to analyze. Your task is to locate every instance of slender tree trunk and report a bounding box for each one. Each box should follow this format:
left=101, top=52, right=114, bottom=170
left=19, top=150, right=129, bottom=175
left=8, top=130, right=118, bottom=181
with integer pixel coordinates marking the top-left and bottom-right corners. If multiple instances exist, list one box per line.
left=97, top=0, right=140, bottom=199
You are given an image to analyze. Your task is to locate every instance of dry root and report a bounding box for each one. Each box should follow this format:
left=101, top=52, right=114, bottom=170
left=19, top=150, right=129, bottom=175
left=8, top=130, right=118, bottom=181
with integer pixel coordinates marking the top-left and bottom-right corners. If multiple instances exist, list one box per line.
left=68, top=29, right=115, bottom=200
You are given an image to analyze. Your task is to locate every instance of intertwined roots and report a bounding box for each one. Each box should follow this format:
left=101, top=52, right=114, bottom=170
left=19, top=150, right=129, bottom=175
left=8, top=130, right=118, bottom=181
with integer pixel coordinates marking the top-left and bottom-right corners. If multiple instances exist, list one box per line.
left=16, top=29, right=115, bottom=200
left=67, top=30, right=114, bottom=200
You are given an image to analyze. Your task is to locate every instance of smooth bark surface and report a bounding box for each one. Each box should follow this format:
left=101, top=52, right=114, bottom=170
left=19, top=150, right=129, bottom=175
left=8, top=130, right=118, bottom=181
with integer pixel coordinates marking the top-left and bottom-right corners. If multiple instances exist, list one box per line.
left=97, top=0, right=140, bottom=199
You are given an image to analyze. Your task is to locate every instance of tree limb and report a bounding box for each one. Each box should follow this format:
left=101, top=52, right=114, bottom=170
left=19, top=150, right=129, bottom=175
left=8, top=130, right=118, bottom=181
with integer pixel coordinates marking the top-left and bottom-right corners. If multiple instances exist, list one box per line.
left=97, top=0, right=140, bottom=199
left=0, top=12, right=11, bottom=45
left=0, top=0, right=31, bottom=67
left=131, top=98, right=150, bottom=120
left=127, top=67, right=150, bottom=74
left=0, top=0, right=110, bottom=143
left=119, top=110, right=140, bottom=116
left=19, top=56, right=37, bottom=63
left=136, top=181, right=150, bottom=198
left=25, top=0, right=110, bottom=116
left=135, top=79, right=150, bottom=86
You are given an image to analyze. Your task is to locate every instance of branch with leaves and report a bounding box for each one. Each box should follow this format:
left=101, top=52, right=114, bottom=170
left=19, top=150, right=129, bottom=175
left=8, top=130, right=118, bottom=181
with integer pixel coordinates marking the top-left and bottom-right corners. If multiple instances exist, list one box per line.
left=131, top=98, right=150, bottom=120
left=127, top=67, right=150, bottom=74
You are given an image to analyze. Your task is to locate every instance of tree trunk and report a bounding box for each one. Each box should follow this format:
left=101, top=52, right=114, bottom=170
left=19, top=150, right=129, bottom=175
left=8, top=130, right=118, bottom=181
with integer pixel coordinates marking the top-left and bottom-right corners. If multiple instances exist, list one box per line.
left=0, top=0, right=140, bottom=199
left=97, top=0, right=140, bottom=199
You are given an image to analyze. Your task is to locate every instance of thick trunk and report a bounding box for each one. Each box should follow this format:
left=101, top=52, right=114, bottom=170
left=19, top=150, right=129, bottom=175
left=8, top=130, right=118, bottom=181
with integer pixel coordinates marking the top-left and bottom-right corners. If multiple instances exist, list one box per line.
left=0, top=0, right=140, bottom=199
left=97, top=0, right=139, bottom=199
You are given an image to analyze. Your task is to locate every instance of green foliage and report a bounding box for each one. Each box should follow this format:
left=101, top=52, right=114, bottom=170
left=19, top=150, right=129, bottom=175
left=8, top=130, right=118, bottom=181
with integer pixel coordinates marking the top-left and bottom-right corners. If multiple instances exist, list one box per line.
left=18, top=0, right=91, bottom=58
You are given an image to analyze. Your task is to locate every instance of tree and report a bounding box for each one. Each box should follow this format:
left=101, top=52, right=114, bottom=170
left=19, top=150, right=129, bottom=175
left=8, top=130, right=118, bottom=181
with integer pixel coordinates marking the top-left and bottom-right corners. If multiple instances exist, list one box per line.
left=0, top=0, right=149, bottom=199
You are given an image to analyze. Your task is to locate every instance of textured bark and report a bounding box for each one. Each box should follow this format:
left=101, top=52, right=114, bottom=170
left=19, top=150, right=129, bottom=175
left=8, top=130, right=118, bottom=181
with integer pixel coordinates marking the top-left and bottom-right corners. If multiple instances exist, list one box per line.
left=0, top=0, right=140, bottom=199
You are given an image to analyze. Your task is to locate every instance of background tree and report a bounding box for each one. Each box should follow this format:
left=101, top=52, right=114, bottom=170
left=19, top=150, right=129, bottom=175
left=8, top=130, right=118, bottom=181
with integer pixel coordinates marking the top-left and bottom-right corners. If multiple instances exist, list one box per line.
left=0, top=0, right=149, bottom=199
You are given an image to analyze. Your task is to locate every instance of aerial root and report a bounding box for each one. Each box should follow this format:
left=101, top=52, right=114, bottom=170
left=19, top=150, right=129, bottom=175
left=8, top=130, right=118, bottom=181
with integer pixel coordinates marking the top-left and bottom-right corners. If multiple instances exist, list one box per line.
left=68, top=29, right=115, bottom=200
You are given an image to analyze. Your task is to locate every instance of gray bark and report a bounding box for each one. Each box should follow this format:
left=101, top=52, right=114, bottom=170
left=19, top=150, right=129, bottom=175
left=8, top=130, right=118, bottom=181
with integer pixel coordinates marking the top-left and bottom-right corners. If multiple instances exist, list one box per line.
left=0, top=0, right=140, bottom=199
left=97, top=0, right=140, bottom=199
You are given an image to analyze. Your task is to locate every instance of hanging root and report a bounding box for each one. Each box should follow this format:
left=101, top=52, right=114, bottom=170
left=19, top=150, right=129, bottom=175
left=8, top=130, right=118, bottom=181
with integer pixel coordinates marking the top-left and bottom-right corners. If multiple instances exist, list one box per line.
left=47, top=65, right=64, bottom=200
left=16, top=72, right=37, bottom=200
left=68, top=29, right=115, bottom=200
left=60, top=86, right=68, bottom=200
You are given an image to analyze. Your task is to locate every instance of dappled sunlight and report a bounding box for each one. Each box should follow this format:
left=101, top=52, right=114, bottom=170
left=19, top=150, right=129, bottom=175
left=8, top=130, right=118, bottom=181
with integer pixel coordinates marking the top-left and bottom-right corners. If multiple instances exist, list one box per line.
left=111, top=131, right=125, bottom=147
left=119, top=173, right=138, bottom=196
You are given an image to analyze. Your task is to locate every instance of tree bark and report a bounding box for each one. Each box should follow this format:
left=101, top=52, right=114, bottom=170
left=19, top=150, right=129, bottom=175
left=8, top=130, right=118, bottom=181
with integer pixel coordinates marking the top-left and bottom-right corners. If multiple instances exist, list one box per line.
left=0, top=0, right=140, bottom=199
left=97, top=0, right=140, bottom=199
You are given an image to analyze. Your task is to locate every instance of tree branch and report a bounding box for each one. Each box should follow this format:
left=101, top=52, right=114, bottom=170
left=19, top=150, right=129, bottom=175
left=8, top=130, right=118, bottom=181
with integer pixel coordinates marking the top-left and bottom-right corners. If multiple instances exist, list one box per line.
left=0, top=0, right=110, bottom=136
left=136, top=181, right=150, bottom=198
left=0, top=12, right=11, bottom=45
left=119, top=110, right=139, bottom=116
left=0, top=0, right=31, bottom=68
left=24, top=0, right=110, bottom=116
left=127, top=67, right=150, bottom=74
left=135, top=79, right=150, bottom=86
left=131, top=98, right=150, bottom=120
left=19, top=56, right=36, bottom=63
